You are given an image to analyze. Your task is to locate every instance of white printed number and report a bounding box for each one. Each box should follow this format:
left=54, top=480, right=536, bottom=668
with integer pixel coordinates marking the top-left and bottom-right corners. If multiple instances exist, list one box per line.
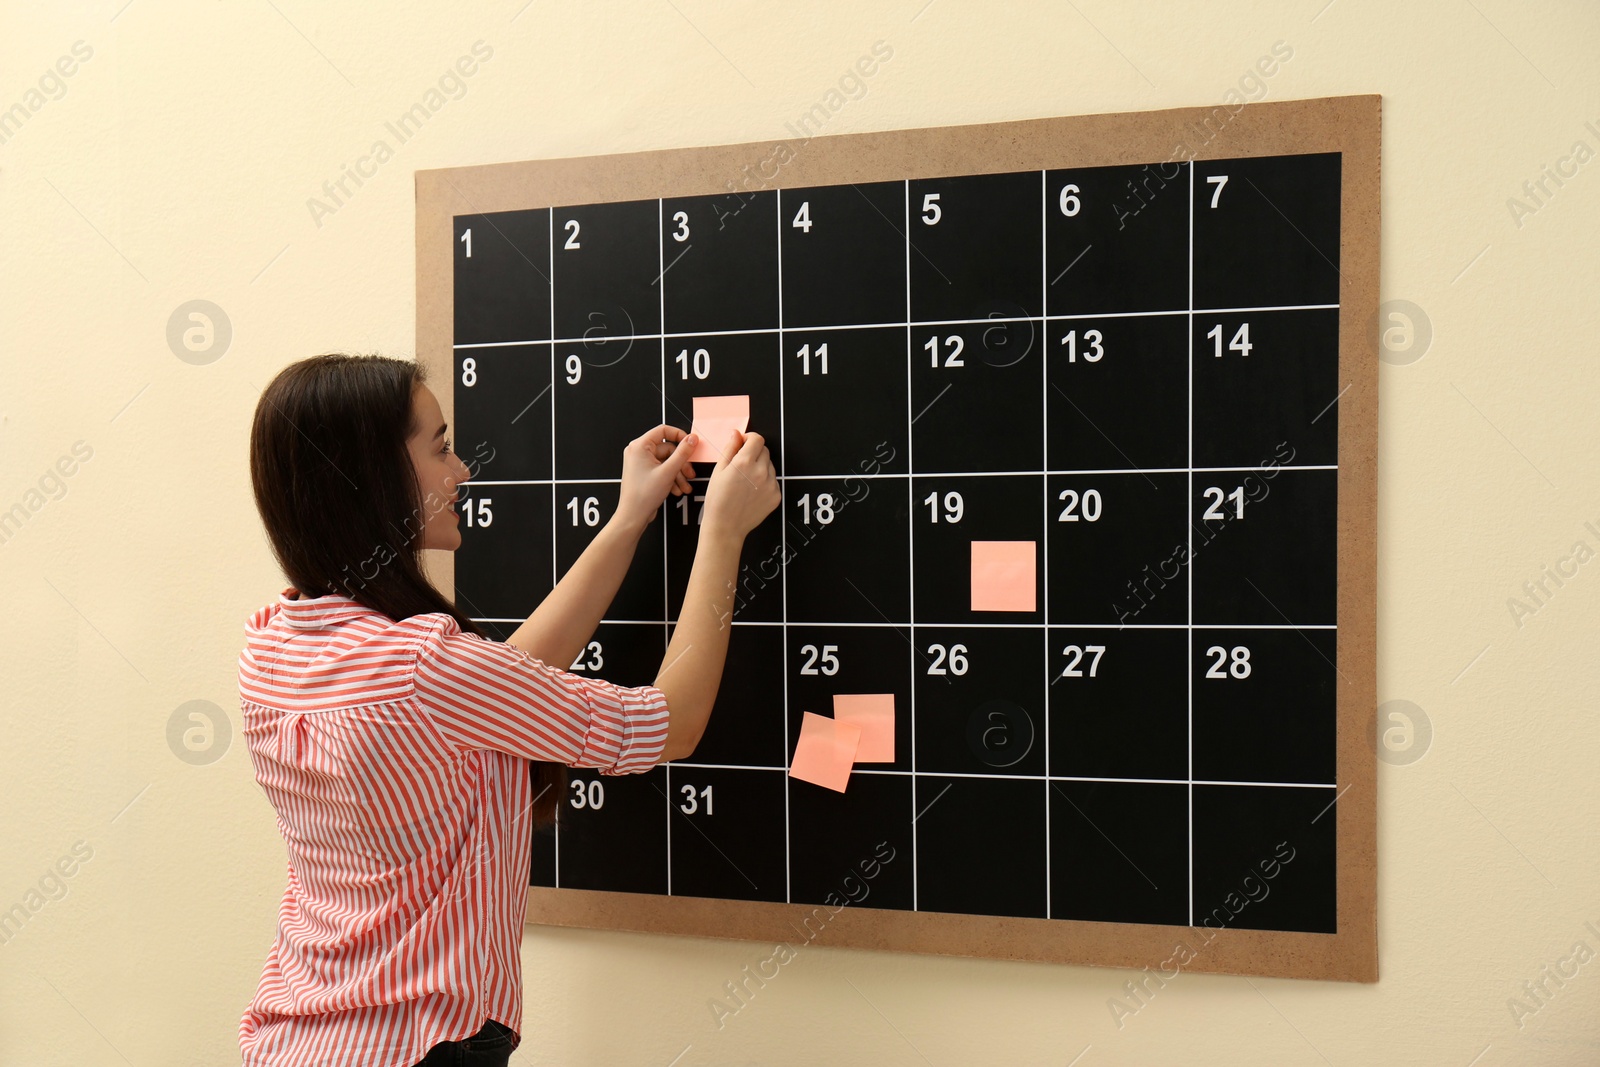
left=792, top=201, right=812, bottom=233
left=565, top=354, right=583, bottom=385
left=569, top=779, right=605, bottom=809
left=676, top=347, right=710, bottom=380
left=1208, top=322, right=1252, bottom=358
left=675, top=492, right=706, bottom=525
left=800, top=643, right=840, bottom=676
left=1205, top=645, right=1252, bottom=679
left=1202, top=486, right=1246, bottom=521
left=921, top=192, right=941, bottom=225
left=1059, top=183, right=1081, bottom=216
left=1206, top=174, right=1229, bottom=208
left=926, top=643, right=969, bottom=676
left=923, top=491, right=963, bottom=523
left=463, top=498, right=493, bottom=527
left=567, top=495, right=601, bottom=526
left=1062, top=329, right=1104, bottom=363
left=1056, top=488, right=1102, bottom=522
left=797, top=493, right=835, bottom=525
left=795, top=342, right=828, bottom=375
left=924, top=334, right=965, bottom=368
left=678, top=784, right=714, bottom=815
left=459, top=228, right=472, bottom=257
left=672, top=210, right=690, bottom=242
left=460, top=357, right=478, bottom=387
left=564, top=219, right=581, bottom=249
left=1059, top=644, right=1105, bottom=678
left=569, top=640, right=603, bottom=671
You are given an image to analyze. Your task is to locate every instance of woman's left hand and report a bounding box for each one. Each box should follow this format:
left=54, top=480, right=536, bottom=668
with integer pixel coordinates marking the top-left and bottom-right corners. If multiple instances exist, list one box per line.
left=615, top=424, right=698, bottom=534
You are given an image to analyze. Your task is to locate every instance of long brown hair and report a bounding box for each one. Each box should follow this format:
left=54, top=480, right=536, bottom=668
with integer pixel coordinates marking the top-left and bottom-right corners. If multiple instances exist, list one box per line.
left=249, top=352, right=564, bottom=827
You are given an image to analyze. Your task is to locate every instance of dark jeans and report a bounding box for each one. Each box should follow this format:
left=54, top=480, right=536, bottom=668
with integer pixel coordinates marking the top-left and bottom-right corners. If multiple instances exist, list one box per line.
left=413, top=1018, right=517, bottom=1066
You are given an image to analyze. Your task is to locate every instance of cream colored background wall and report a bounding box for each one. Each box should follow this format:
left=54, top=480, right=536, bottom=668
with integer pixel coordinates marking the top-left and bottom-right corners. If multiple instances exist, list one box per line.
left=1, top=1, right=1596, bottom=1064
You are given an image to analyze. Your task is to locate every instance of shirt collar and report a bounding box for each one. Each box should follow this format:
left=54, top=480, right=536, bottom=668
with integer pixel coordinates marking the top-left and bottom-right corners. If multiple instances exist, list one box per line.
left=276, top=586, right=378, bottom=630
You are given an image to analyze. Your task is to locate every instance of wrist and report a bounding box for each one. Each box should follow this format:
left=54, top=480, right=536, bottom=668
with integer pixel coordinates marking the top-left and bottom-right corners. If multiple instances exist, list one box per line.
left=698, top=520, right=746, bottom=553
left=606, top=508, right=651, bottom=541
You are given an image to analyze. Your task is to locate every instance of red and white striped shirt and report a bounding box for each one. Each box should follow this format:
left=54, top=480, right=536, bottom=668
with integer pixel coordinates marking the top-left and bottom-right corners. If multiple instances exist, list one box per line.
left=237, top=588, right=669, bottom=1066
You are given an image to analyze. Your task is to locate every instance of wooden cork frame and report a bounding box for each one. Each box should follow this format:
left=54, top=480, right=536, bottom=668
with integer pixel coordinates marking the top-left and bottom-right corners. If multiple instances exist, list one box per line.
left=416, top=94, right=1379, bottom=982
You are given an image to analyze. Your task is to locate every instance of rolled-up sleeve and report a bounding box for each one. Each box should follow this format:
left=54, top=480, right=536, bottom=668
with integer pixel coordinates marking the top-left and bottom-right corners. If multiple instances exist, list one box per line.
left=413, top=617, right=669, bottom=774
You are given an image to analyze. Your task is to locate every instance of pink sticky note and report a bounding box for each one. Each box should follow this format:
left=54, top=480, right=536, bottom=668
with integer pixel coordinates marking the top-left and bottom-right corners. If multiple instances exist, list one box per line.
left=789, top=711, right=861, bottom=792
left=688, top=394, right=750, bottom=463
left=971, top=540, right=1037, bottom=612
left=833, top=693, right=895, bottom=763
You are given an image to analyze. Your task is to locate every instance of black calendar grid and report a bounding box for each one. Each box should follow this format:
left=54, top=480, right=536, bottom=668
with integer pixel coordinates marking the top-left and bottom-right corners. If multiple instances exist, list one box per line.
left=451, top=152, right=1341, bottom=934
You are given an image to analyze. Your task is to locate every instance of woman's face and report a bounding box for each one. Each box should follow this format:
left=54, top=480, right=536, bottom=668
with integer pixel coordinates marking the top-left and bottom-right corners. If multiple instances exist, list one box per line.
left=406, top=384, right=472, bottom=551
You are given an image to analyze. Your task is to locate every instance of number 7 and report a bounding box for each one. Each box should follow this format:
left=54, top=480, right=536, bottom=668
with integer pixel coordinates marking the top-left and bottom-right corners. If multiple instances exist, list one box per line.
left=1206, top=174, right=1228, bottom=208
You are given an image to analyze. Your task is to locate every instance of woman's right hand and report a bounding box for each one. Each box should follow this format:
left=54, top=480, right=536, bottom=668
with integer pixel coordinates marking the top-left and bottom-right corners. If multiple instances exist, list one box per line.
left=701, top=430, right=780, bottom=539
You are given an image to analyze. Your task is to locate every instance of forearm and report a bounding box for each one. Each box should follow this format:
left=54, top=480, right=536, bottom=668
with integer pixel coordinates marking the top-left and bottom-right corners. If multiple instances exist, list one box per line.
left=504, top=514, right=647, bottom=668
left=655, top=525, right=744, bottom=761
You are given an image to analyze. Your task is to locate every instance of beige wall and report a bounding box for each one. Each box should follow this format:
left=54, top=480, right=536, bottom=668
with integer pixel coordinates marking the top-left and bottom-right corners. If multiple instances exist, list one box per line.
left=2, top=2, right=1597, bottom=1064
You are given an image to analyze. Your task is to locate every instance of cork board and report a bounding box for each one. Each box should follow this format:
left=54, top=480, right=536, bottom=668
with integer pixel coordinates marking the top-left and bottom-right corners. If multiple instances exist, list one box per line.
left=416, top=93, right=1379, bottom=982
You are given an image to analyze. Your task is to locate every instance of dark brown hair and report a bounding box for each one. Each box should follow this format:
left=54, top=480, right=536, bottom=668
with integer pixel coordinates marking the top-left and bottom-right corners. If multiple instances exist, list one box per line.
left=249, top=352, right=564, bottom=827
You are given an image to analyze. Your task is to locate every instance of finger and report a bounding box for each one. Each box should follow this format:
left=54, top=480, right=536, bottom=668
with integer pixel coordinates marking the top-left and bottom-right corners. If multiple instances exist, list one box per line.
left=673, top=471, right=692, bottom=495
left=711, top=429, right=745, bottom=469
left=637, top=423, right=688, bottom=446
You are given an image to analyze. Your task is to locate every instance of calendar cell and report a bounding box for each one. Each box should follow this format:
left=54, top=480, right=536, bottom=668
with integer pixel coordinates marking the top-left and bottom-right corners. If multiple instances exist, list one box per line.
left=555, top=482, right=665, bottom=623
left=559, top=621, right=666, bottom=690
left=781, top=326, right=908, bottom=477
left=783, top=475, right=910, bottom=625
left=913, top=625, right=1046, bottom=776
left=910, top=320, right=1044, bottom=475
left=779, top=181, right=908, bottom=328
left=1192, top=784, right=1336, bottom=934
left=1192, top=152, right=1341, bottom=310
left=667, top=766, right=787, bottom=903
left=1191, top=627, right=1336, bottom=785
left=556, top=767, right=669, bottom=895
left=1192, top=309, right=1339, bottom=468
left=1046, top=162, right=1189, bottom=315
left=912, top=475, right=1044, bottom=625
left=661, top=190, right=779, bottom=333
left=914, top=776, right=1048, bottom=918
left=786, top=624, right=913, bottom=773
left=1049, top=781, right=1188, bottom=925
left=662, top=331, right=783, bottom=473
left=665, top=478, right=786, bottom=624
left=1045, top=316, right=1188, bottom=472
left=1046, top=625, right=1187, bottom=780
left=788, top=774, right=913, bottom=910
left=452, top=344, right=551, bottom=482
left=674, top=623, right=786, bottom=768
left=454, top=208, right=552, bottom=344
left=553, top=338, right=666, bottom=481
left=1046, top=471, right=1189, bottom=626
left=551, top=197, right=663, bottom=340
left=1191, top=468, right=1335, bottom=626
left=454, top=482, right=552, bottom=621
left=908, top=171, right=1043, bottom=322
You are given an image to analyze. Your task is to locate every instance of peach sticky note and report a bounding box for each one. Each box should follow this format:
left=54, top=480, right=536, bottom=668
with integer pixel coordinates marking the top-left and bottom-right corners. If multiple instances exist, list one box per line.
left=971, top=540, right=1037, bottom=612
left=789, top=711, right=861, bottom=792
left=832, top=693, right=895, bottom=763
left=688, top=394, right=750, bottom=463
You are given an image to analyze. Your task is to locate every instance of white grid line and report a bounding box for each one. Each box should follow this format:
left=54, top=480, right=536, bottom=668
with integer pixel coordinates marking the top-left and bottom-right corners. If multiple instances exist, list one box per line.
left=451, top=303, right=1339, bottom=348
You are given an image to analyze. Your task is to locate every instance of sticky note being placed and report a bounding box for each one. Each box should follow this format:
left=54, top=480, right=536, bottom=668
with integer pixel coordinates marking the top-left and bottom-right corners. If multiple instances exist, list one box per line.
left=789, top=711, right=860, bottom=792
left=971, top=540, right=1037, bottom=612
left=832, top=693, right=895, bottom=763
left=688, top=394, right=750, bottom=463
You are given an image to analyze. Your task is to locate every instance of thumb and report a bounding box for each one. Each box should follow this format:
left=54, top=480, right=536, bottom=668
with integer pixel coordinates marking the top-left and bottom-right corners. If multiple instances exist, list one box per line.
left=711, top=428, right=746, bottom=471
left=664, top=432, right=697, bottom=472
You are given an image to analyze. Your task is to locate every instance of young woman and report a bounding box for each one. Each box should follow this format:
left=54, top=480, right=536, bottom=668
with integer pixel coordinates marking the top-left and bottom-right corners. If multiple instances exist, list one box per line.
left=238, top=353, right=778, bottom=1066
